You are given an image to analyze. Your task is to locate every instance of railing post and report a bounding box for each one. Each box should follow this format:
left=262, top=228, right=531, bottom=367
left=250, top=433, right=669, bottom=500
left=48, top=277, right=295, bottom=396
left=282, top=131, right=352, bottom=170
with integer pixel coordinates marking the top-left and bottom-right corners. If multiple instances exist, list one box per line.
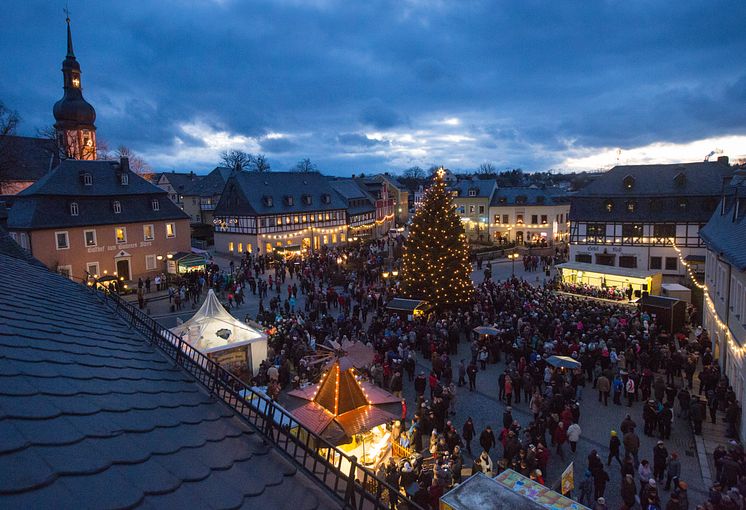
left=175, top=338, right=183, bottom=366
left=344, top=455, right=358, bottom=508
left=264, top=399, right=276, bottom=443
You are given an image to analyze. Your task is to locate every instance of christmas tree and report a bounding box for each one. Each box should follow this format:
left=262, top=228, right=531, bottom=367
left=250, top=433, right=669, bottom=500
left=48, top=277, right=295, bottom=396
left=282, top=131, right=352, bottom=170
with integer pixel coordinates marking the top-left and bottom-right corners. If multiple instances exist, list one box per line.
left=400, top=168, right=473, bottom=308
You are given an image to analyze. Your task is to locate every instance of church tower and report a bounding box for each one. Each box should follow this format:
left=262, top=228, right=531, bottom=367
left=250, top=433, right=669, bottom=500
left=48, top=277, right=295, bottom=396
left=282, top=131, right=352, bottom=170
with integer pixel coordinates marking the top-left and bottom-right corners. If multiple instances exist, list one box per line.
left=53, top=16, right=97, bottom=160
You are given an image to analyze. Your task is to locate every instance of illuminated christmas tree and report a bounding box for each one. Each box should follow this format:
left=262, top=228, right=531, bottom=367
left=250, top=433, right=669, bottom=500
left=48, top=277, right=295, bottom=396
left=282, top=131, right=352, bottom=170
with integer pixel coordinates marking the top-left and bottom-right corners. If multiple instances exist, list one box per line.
left=400, top=168, right=474, bottom=308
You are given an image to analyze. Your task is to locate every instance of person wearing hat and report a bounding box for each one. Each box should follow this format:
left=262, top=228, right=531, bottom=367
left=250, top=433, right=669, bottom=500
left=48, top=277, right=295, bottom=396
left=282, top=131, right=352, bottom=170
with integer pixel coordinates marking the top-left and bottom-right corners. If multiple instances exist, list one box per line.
left=653, top=441, right=669, bottom=482
left=473, top=450, right=493, bottom=476
left=621, top=473, right=637, bottom=508
left=608, top=430, right=622, bottom=466
left=673, top=480, right=688, bottom=510
left=592, top=497, right=607, bottom=510
left=578, top=470, right=593, bottom=506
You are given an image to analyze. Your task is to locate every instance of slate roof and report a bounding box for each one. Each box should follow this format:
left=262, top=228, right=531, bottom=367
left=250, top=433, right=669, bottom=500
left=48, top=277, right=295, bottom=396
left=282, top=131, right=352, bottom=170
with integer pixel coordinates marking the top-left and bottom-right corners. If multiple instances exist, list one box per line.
left=156, top=171, right=201, bottom=193
left=187, top=167, right=234, bottom=197
left=0, top=135, right=60, bottom=182
left=0, top=233, right=340, bottom=510
left=328, top=180, right=376, bottom=216
left=490, top=187, right=569, bottom=207
left=700, top=169, right=746, bottom=271
left=215, top=172, right=347, bottom=216
left=570, top=161, right=732, bottom=223
left=451, top=179, right=497, bottom=199
left=8, top=158, right=189, bottom=230
left=574, top=160, right=732, bottom=198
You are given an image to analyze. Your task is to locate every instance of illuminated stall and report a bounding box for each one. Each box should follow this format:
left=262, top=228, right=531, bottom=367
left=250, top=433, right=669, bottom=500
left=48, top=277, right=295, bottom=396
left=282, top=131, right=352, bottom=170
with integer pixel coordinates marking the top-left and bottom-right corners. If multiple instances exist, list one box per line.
left=556, top=261, right=662, bottom=299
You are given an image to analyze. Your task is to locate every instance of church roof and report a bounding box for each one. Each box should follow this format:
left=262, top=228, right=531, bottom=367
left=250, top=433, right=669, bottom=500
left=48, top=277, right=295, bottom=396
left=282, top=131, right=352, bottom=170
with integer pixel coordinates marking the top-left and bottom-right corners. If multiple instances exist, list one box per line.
left=52, top=18, right=96, bottom=128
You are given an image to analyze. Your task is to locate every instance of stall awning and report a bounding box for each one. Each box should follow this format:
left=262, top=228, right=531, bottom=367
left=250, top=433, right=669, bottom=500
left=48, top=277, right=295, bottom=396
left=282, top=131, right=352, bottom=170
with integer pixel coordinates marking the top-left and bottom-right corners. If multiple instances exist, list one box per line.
left=556, top=261, right=658, bottom=280
left=386, top=298, right=431, bottom=313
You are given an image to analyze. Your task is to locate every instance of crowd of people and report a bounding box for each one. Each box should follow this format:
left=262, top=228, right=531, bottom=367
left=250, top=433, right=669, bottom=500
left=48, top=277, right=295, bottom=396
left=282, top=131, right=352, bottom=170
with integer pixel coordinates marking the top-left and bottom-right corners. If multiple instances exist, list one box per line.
left=166, top=235, right=745, bottom=510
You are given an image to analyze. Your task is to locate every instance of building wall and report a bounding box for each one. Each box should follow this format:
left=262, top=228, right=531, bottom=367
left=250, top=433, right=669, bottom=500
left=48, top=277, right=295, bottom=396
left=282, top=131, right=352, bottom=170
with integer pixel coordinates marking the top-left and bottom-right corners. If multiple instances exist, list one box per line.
left=14, top=219, right=190, bottom=282
left=214, top=227, right=348, bottom=256
left=703, top=248, right=746, bottom=440
left=454, top=196, right=492, bottom=240
left=488, top=203, right=570, bottom=244
left=181, top=195, right=202, bottom=223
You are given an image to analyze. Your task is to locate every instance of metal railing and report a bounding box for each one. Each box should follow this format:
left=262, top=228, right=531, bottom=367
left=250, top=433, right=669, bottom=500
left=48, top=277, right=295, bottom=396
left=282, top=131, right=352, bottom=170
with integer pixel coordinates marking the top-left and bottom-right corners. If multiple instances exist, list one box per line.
left=89, top=285, right=422, bottom=510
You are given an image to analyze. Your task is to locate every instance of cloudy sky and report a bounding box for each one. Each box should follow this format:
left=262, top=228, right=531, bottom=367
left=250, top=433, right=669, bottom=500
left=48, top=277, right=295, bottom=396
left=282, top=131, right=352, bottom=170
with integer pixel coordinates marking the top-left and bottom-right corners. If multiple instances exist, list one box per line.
left=2, top=0, right=745, bottom=175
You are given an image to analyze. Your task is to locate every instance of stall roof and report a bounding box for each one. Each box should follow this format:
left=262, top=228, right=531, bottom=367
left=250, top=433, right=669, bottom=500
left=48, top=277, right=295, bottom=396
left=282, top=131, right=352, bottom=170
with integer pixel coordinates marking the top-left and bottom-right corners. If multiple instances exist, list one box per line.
left=640, top=294, right=681, bottom=309
left=386, top=298, right=430, bottom=312
left=440, top=472, right=546, bottom=510
left=556, top=261, right=659, bottom=280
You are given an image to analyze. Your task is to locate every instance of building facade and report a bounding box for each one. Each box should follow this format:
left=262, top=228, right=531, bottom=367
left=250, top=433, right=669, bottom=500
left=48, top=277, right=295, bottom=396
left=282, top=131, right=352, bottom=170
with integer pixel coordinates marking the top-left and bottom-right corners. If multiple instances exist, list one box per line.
left=154, top=171, right=200, bottom=209
left=373, top=174, right=409, bottom=224
left=488, top=187, right=570, bottom=245
left=569, top=159, right=732, bottom=284
left=180, top=167, right=234, bottom=225
left=7, top=158, right=190, bottom=281
left=700, top=167, right=746, bottom=439
left=213, top=172, right=348, bottom=255
left=328, top=179, right=379, bottom=241
left=452, top=179, right=497, bottom=242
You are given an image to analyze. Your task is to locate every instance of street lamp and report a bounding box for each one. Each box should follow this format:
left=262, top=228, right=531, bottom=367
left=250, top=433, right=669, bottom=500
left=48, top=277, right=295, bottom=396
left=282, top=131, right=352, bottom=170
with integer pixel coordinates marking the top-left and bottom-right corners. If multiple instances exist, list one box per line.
left=508, top=251, right=520, bottom=276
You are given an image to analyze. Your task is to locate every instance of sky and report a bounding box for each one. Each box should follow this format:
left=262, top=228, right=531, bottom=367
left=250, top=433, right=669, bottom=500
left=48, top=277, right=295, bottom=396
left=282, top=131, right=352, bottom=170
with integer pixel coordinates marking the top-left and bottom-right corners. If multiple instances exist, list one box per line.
left=2, top=0, right=745, bottom=176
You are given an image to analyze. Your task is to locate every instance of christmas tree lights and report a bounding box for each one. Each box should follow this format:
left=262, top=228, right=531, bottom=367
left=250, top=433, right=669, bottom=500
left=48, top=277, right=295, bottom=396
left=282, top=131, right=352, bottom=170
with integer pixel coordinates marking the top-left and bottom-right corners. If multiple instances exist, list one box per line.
left=400, top=168, right=474, bottom=308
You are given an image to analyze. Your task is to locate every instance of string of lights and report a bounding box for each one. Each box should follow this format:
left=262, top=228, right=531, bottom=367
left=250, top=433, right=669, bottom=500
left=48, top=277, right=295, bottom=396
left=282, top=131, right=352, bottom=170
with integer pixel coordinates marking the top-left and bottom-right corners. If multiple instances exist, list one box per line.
left=262, top=225, right=347, bottom=240
left=670, top=239, right=743, bottom=355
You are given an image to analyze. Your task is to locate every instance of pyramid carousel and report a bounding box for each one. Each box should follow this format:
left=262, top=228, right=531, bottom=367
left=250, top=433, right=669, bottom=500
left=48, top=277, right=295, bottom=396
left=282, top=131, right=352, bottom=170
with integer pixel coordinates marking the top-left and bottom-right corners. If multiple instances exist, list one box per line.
left=287, top=339, right=403, bottom=467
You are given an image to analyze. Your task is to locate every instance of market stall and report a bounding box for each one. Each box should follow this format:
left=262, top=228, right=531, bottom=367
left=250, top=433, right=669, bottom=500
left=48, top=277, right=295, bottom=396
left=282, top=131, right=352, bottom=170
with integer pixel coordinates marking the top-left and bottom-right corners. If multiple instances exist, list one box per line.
left=556, top=261, right=662, bottom=300
left=168, top=251, right=208, bottom=274
left=171, top=289, right=267, bottom=374
left=386, top=297, right=432, bottom=320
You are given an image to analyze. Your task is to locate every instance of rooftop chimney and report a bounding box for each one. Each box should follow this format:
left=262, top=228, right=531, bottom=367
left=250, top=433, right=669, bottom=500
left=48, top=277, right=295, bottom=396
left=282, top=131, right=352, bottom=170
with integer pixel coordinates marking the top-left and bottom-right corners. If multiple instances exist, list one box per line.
left=120, top=156, right=130, bottom=172
left=718, top=155, right=729, bottom=165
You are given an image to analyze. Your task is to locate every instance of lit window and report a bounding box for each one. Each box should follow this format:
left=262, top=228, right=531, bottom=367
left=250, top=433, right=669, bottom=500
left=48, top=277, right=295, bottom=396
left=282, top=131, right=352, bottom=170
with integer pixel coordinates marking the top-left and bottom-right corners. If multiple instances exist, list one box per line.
left=143, top=224, right=154, bottom=241
left=238, top=243, right=243, bottom=253
left=151, top=199, right=160, bottom=211
left=626, top=200, right=636, bottom=212
left=166, top=223, right=176, bottom=238
left=115, top=227, right=126, bottom=244
left=55, top=231, right=69, bottom=250
left=229, top=242, right=234, bottom=252
left=84, top=230, right=97, bottom=247
left=72, top=76, right=80, bottom=88
left=70, top=202, right=79, bottom=216
left=113, top=201, right=122, bottom=214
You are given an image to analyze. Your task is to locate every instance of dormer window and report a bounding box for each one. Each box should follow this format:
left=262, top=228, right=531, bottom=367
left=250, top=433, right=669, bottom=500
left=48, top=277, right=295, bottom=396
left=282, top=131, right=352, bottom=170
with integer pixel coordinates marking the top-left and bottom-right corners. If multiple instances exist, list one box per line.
left=674, top=172, right=686, bottom=188
left=70, top=202, right=79, bottom=216
left=302, top=194, right=312, bottom=205
left=605, top=199, right=614, bottom=213
left=82, top=173, right=93, bottom=186
left=151, top=199, right=160, bottom=211
left=120, top=173, right=129, bottom=186
left=321, top=193, right=331, bottom=204
left=623, top=175, right=635, bottom=190
left=678, top=198, right=688, bottom=210
left=113, top=201, right=122, bottom=214
left=284, top=195, right=294, bottom=206
left=499, top=197, right=507, bottom=204
left=516, top=195, right=527, bottom=205
left=262, top=195, right=273, bottom=207
left=468, top=189, right=477, bottom=197
left=626, top=200, right=636, bottom=212
left=536, top=196, right=545, bottom=204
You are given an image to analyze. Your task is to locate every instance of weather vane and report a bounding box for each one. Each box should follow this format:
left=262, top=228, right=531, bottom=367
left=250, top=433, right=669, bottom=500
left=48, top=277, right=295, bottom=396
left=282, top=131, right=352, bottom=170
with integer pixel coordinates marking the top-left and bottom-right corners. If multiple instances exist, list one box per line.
left=64, top=1, right=70, bottom=22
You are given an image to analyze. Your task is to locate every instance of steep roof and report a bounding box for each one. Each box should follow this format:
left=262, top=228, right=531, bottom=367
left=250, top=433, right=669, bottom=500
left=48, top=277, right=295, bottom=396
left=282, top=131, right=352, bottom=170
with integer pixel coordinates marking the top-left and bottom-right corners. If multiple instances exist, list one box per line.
left=0, top=135, right=60, bottom=182
left=490, top=187, right=569, bottom=207
left=700, top=169, right=746, bottom=271
left=451, top=179, right=496, bottom=199
left=574, top=160, right=732, bottom=198
left=328, top=179, right=376, bottom=216
left=0, top=238, right=339, bottom=509
left=215, top=172, right=347, bottom=216
left=157, top=171, right=201, bottom=193
left=187, top=167, right=233, bottom=197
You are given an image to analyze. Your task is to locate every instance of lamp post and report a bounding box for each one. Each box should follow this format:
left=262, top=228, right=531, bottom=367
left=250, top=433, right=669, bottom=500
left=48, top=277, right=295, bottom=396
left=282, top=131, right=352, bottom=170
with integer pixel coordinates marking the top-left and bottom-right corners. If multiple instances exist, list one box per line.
left=508, top=251, right=519, bottom=277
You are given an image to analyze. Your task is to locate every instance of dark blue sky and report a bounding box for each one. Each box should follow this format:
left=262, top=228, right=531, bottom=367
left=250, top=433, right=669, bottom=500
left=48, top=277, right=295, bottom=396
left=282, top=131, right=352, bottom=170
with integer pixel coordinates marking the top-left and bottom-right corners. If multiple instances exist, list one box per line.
left=3, top=0, right=745, bottom=175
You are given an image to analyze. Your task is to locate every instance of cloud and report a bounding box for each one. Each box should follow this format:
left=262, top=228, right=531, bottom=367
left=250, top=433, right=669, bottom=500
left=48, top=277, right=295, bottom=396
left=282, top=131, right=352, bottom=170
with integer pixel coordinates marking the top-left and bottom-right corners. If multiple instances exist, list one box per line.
left=337, top=132, right=389, bottom=147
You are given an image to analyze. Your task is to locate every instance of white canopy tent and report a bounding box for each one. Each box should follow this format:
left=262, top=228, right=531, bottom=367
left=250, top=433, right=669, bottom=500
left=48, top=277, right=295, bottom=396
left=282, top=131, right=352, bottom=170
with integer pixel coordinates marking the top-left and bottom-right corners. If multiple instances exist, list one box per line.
left=171, top=290, right=267, bottom=374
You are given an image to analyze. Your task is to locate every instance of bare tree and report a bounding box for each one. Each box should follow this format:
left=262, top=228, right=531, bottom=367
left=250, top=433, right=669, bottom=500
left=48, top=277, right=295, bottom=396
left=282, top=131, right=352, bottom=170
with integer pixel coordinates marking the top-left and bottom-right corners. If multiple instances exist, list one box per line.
left=293, top=157, right=317, bottom=173
left=116, top=145, right=152, bottom=178
left=477, top=162, right=496, bottom=176
left=96, top=138, right=113, bottom=161
left=402, top=166, right=425, bottom=179
left=0, top=102, right=21, bottom=183
left=252, top=154, right=271, bottom=173
left=220, top=149, right=253, bottom=171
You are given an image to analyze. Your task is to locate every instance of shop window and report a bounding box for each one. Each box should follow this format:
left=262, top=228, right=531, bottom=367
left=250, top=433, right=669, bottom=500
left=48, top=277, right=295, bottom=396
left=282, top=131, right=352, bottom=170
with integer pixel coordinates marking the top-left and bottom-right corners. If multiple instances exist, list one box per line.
left=650, top=257, right=662, bottom=270
left=596, top=253, right=615, bottom=266
left=238, top=243, right=243, bottom=253
left=619, top=256, right=637, bottom=268
left=575, top=254, right=592, bottom=263
left=229, top=242, right=234, bottom=252
left=665, top=257, right=678, bottom=271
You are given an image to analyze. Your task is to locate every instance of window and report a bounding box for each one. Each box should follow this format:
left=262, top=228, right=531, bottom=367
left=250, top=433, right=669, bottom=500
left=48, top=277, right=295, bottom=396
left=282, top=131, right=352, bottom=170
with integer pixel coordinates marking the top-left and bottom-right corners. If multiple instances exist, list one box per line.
left=70, top=202, right=79, bottom=216
left=596, top=253, right=615, bottom=266
left=623, top=175, right=635, bottom=189
left=145, top=255, right=157, bottom=270
left=653, top=224, right=676, bottom=241
left=665, top=257, right=678, bottom=271
left=619, top=256, right=637, bottom=268
left=284, top=196, right=294, bottom=206
left=516, top=214, right=524, bottom=224
left=151, top=199, right=160, bottom=211
left=469, top=205, right=475, bottom=214
left=468, top=189, right=477, bottom=197
left=587, top=223, right=606, bottom=242
left=478, top=205, right=485, bottom=214
left=237, top=243, right=243, bottom=253
left=541, top=215, right=548, bottom=224
left=115, top=227, right=126, bottom=244
left=494, top=215, right=501, bottom=224
left=531, top=215, right=538, bottom=225
left=502, top=214, right=509, bottom=224
left=83, top=173, right=92, bottom=186
left=113, top=201, right=121, bottom=214
left=575, top=254, right=592, bottom=263
left=166, top=223, right=176, bottom=238
left=621, top=223, right=643, bottom=242
left=604, top=200, right=614, bottom=213
left=84, top=229, right=97, bottom=247
left=626, top=200, right=636, bottom=212
left=121, top=173, right=129, bottom=185
left=143, top=224, right=154, bottom=241
left=55, top=231, right=69, bottom=250
left=86, top=262, right=99, bottom=277
left=57, top=265, right=72, bottom=279
left=650, top=257, right=662, bottom=270
left=229, top=242, right=234, bottom=252
left=678, top=198, right=688, bottom=210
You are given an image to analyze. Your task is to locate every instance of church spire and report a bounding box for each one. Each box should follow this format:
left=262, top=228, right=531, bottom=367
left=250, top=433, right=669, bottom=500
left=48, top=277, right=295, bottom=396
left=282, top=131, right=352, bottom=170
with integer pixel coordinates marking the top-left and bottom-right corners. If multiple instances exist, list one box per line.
left=66, top=16, right=75, bottom=58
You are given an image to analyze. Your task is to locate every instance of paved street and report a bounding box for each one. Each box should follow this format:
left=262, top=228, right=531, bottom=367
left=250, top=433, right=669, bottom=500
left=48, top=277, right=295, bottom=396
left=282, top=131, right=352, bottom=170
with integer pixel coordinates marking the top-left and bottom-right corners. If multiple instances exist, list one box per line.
left=135, top=252, right=709, bottom=508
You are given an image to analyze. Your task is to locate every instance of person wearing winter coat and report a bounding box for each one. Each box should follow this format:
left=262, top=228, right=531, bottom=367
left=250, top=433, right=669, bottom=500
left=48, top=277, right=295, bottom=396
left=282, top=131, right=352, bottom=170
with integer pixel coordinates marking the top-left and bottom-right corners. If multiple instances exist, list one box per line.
left=479, top=426, right=496, bottom=454
left=593, top=467, right=610, bottom=501
left=608, top=430, right=622, bottom=466
left=620, top=473, right=637, bottom=508
left=665, top=453, right=681, bottom=491
left=567, top=422, right=582, bottom=453
left=597, top=375, right=611, bottom=406
left=462, top=417, right=475, bottom=455
left=578, top=470, right=594, bottom=507
left=553, top=422, right=567, bottom=460
left=653, top=441, right=669, bottom=482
